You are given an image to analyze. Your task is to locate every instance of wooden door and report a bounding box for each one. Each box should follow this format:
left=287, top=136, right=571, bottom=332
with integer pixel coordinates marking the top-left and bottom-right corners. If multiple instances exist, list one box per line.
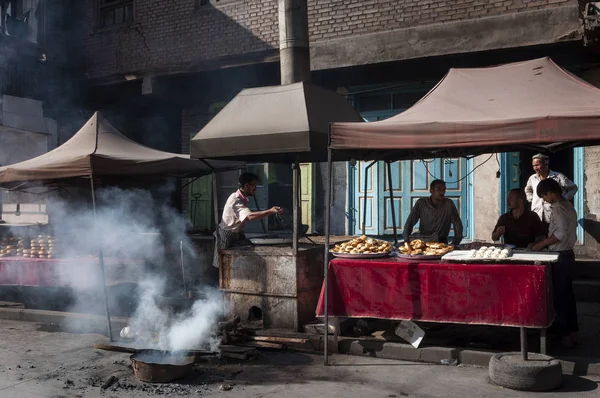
left=299, top=163, right=314, bottom=233
left=189, top=175, right=213, bottom=230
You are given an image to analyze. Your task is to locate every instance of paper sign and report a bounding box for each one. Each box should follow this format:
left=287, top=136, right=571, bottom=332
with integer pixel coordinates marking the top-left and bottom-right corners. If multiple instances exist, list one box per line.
left=394, top=320, right=425, bottom=348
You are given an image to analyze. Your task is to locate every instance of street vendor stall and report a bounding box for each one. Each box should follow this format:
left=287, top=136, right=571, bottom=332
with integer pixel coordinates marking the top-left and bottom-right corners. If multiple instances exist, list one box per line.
left=191, top=82, right=363, bottom=330
left=0, top=112, right=243, bottom=338
left=321, top=57, right=600, bottom=390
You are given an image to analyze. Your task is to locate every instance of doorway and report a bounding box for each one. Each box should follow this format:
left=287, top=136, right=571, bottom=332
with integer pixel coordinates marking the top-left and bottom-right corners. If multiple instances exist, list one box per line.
left=514, top=148, right=584, bottom=243
left=518, top=149, right=575, bottom=191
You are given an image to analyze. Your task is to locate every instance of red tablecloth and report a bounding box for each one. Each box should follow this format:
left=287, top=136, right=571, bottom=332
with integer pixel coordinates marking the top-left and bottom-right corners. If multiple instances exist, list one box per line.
left=315, top=258, right=553, bottom=328
left=0, top=257, right=143, bottom=288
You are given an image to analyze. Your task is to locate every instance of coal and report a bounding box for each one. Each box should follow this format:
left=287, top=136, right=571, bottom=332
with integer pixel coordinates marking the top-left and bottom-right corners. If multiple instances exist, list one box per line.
left=101, top=375, right=118, bottom=390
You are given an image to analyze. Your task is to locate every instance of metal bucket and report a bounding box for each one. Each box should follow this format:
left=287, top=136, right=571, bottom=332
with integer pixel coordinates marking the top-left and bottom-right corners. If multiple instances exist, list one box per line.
left=130, top=349, right=195, bottom=383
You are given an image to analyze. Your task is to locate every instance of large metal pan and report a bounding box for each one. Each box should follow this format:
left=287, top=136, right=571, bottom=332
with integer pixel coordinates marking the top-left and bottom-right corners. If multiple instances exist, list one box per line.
left=130, top=349, right=195, bottom=383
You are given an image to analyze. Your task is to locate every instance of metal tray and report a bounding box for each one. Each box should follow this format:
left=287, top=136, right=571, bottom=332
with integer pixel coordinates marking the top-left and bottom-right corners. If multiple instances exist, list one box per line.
left=330, top=251, right=392, bottom=259
left=249, top=238, right=293, bottom=245
left=396, top=253, right=443, bottom=260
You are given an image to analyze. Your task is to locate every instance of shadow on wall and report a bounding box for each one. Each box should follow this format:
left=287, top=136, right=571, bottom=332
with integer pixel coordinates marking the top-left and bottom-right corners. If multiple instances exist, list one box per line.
left=580, top=218, right=600, bottom=243
left=85, top=0, right=276, bottom=79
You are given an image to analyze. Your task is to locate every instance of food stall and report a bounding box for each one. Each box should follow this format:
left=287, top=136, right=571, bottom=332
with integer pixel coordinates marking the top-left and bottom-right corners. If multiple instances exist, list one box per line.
left=318, top=57, right=600, bottom=389
left=0, top=112, right=242, bottom=336
left=191, top=82, right=363, bottom=330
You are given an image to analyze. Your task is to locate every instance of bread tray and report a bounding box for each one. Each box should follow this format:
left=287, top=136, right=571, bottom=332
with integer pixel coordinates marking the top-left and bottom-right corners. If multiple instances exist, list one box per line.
left=330, top=251, right=392, bottom=259
left=396, top=253, right=444, bottom=260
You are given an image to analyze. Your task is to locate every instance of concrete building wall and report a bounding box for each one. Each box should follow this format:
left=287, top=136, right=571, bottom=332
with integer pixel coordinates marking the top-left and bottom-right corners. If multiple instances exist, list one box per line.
left=578, top=69, right=600, bottom=257
left=82, top=0, right=578, bottom=80
left=580, top=146, right=600, bottom=257
left=473, top=155, right=500, bottom=242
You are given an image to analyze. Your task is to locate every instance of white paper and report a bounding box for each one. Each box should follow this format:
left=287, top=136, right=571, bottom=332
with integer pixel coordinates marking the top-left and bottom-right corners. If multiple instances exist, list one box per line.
left=394, top=320, right=425, bottom=348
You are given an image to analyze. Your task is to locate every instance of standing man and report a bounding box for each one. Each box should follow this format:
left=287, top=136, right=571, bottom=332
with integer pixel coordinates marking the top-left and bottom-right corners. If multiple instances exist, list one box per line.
left=492, top=188, right=545, bottom=248
left=531, top=178, right=579, bottom=348
left=525, top=153, right=578, bottom=232
left=403, top=179, right=463, bottom=245
left=213, top=172, right=283, bottom=268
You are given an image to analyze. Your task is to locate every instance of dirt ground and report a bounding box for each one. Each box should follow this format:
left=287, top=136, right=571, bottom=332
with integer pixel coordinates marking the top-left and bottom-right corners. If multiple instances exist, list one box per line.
left=0, top=319, right=599, bottom=398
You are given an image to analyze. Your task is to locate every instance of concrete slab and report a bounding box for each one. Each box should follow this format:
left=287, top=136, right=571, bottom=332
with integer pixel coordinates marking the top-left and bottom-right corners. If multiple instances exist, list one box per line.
left=0, top=319, right=598, bottom=398
left=2, top=306, right=600, bottom=377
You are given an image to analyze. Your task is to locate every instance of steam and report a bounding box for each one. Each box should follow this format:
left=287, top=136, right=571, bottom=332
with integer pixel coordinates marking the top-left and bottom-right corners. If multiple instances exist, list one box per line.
left=34, top=183, right=223, bottom=351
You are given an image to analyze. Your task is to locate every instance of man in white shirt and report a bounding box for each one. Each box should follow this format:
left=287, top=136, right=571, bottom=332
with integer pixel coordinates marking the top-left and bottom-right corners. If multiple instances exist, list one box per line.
left=531, top=178, right=579, bottom=348
left=524, top=153, right=578, bottom=230
left=213, top=172, right=283, bottom=268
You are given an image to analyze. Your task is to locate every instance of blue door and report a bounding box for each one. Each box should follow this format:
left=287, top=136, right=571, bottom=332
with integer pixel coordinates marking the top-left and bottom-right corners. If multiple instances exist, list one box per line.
left=499, top=152, right=521, bottom=213
left=352, top=115, right=471, bottom=238
left=353, top=158, right=470, bottom=238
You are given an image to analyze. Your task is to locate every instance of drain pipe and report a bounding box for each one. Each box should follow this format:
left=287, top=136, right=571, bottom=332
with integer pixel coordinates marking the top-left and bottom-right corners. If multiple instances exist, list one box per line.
left=279, top=0, right=311, bottom=255
left=279, top=0, right=311, bottom=85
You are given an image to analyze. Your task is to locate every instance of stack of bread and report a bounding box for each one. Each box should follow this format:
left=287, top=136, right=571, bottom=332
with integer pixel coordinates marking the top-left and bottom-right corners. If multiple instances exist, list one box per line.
left=23, top=235, right=57, bottom=259
left=399, top=239, right=454, bottom=256
left=0, top=236, right=18, bottom=257
left=331, top=235, right=393, bottom=254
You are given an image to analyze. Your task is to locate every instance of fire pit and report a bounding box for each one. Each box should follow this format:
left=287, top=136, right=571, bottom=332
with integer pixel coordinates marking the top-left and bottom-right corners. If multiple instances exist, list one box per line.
left=130, top=349, right=195, bottom=383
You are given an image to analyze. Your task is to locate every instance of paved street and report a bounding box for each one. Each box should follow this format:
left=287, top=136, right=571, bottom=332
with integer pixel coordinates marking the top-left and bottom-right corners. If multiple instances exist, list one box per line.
left=0, top=320, right=597, bottom=398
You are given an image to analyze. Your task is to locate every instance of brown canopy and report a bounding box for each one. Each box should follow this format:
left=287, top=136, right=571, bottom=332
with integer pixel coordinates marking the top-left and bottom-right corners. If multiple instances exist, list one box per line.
left=331, top=57, right=600, bottom=160
left=0, top=112, right=242, bottom=184
left=190, top=82, right=364, bottom=163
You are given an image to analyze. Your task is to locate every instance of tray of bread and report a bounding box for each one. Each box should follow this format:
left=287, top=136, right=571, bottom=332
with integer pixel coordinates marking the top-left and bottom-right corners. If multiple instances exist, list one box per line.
left=396, top=239, right=454, bottom=260
left=330, top=236, right=393, bottom=259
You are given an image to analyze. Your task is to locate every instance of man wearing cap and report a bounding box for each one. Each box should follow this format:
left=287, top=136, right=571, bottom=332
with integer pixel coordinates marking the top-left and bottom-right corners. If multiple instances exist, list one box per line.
left=213, top=172, right=283, bottom=268
left=524, top=154, right=578, bottom=232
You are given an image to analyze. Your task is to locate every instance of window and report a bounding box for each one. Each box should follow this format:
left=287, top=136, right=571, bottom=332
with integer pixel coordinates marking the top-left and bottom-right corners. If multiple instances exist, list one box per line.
left=0, top=0, right=24, bottom=36
left=195, top=0, right=241, bottom=10
left=97, top=0, right=133, bottom=29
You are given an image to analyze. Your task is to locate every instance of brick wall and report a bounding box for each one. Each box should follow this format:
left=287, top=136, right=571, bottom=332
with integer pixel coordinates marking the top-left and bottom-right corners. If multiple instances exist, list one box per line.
left=308, top=0, right=572, bottom=41
left=83, top=0, right=279, bottom=79
left=83, top=0, right=575, bottom=79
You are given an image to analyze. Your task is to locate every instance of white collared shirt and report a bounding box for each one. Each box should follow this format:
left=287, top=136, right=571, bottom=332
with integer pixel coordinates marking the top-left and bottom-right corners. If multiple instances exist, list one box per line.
left=525, top=170, right=578, bottom=222
left=219, top=190, right=252, bottom=232
left=548, top=198, right=577, bottom=252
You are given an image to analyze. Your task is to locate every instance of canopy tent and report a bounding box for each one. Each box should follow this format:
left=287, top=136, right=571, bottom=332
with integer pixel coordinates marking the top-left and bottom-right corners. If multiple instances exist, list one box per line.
left=191, top=82, right=364, bottom=256
left=322, top=57, right=600, bottom=365
left=0, top=111, right=242, bottom=185
left=190, top=82, right=364, bottom=163
left=330, top=57, right=600, bottom=161
left=0, top=111, right=243, bottom=342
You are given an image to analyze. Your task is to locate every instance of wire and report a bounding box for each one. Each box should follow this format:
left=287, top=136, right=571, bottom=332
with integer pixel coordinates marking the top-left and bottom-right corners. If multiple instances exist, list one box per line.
left=419, top=153, right=495, bottom=184
left=344, top=81, right=437, bottom=97
left=0, top=188, right=63, bottom=204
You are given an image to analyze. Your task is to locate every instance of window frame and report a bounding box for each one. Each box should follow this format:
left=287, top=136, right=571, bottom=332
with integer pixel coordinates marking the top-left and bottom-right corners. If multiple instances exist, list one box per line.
left=0, top=0, right=23, bottom=34
left=96, top=0, right=134, bottom=30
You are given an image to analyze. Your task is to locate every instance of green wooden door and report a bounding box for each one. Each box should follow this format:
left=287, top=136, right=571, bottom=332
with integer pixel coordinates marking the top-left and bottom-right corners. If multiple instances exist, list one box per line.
left=300, top=163, right=314, bottom=233
left=189, top=175, right=213, bottom=231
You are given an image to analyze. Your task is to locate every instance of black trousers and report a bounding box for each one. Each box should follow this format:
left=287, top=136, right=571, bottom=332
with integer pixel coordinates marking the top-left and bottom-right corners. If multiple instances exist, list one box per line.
left=551, top=250, right=579, bottom=337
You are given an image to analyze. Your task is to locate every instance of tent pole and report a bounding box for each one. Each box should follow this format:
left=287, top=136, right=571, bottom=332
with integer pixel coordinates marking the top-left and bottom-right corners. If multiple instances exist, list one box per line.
left=386, top=161, right=398, bottom=244
left=293, top=157, right=300, bottom=256
left=362, top=161, right=377, bottom=236
left=212, top=172, right=219, bottom=228
left=89, top=175, right=113, bottom=342
left=324, top=147, right=333, bottom=366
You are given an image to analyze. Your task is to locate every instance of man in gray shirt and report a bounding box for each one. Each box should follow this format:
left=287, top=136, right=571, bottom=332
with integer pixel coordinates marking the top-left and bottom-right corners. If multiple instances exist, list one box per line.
left=403, top=179, right=464, bottom=245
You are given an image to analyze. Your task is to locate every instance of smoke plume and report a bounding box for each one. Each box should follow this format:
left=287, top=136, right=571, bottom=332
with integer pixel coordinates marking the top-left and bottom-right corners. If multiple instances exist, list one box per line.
left=32, top=183, right=223, bottom=352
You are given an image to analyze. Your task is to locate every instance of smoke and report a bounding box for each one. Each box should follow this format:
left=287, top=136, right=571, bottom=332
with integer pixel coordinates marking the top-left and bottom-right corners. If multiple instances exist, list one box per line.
left=163, top=288, right=223, bottom=352
left=31, top=183, right=224, bottom=351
